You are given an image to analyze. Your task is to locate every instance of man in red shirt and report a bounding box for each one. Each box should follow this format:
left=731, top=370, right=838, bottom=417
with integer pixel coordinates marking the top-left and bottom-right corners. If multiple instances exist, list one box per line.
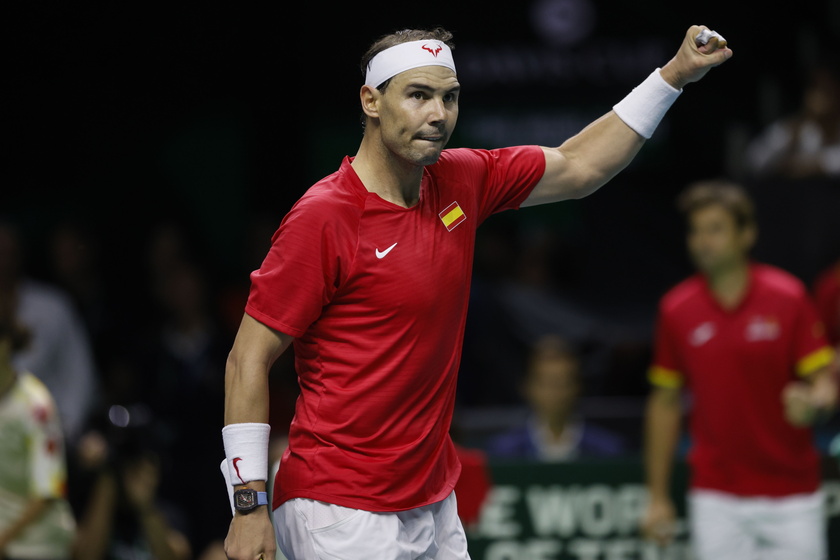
left=222, top=26, right=733, bottom=560
left=641, top=180, right=837, bottom=560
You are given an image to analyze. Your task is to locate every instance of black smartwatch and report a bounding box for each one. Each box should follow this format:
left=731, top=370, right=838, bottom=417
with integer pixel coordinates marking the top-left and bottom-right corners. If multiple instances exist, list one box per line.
left=233, top=488, right=269, bottom=514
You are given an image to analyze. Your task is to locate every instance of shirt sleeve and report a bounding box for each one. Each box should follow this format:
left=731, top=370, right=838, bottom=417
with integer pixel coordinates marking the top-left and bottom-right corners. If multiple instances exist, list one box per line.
left=440, top=146, right=546, bottom=224
left=648, top=305, right=684, bottom=389
left=27, top=381, right=68, bottom=499
left=246, top=196, right=356, bottom=338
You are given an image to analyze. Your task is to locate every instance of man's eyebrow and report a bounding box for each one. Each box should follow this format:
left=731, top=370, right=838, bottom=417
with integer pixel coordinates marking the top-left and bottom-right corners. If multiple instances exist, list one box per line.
left=405, top=83, right=461, bottom=94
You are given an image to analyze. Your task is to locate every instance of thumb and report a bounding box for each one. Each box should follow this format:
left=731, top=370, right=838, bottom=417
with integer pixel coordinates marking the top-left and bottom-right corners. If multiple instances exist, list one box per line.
left=709, top=46, right=734, bottom=66
left=697, top=39, right=733, bottom=65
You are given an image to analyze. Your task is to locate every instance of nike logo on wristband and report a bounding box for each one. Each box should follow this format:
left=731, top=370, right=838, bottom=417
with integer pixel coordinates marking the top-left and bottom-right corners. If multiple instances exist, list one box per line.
left=232, top=457, right=245, bottom=483
left=376, top=242, right=398, bottom=259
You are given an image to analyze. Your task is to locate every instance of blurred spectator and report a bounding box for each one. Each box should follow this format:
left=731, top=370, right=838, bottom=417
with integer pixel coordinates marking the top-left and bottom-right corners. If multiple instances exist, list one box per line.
left=0, top=290, right=76, bottom=559
left=46, top=220, right=109, bottom=351
left=0, top=218, right=99, bottom=447
left=144, top=222, right=195, bottom=301
left=71, top=426, right=191, bottom=560
left=813, top=258, right=840, bottom=347
left=745, top=61, right=840, bottom=179
left=485, top=334, right=628, bottom=461
left=128, top=256, right=231, bottom=553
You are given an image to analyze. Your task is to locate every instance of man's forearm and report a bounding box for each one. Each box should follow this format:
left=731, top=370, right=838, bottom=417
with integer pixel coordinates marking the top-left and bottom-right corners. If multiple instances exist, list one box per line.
left=224, top=360, right=272, bottom=425
left=73, top=473, right=118, bottom=560
left=0, top=498, right=49, bottom=550
left=138, top=507, right=190, bottom=560
left=644, top=390, right=682, bottom=501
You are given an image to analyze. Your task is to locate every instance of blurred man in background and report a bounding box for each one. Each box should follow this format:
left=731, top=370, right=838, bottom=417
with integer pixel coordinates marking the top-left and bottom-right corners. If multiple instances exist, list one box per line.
left=641, top=180, right=837, bottom=559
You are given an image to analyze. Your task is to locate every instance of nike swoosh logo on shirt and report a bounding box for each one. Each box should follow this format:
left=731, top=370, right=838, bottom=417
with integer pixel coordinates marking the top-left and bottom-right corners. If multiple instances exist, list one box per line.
left=375, top=242, right=398, bottom=259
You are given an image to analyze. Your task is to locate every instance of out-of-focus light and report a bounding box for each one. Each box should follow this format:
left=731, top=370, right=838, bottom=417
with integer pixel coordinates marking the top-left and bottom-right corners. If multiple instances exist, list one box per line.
left=108, top=404, right=131, bottom=428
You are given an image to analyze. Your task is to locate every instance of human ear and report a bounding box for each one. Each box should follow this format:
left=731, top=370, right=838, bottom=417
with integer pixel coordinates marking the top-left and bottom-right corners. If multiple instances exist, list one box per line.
left=359, top=85, right=380, bottom=119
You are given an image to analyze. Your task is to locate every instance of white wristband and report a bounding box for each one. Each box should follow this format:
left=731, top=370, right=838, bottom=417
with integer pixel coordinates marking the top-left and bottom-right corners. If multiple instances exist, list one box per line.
left=222, top=422, right=270, bottom=486
left=220, top=459, right=235, bottom=515
left=612, top=68, right=682, bottom=139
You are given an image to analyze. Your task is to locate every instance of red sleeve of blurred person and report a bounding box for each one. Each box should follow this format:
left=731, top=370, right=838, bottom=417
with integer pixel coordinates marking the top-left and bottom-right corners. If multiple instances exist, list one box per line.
left=813, top=260, right=840, bottom=347
left=454, top=444, right=492, bottom=526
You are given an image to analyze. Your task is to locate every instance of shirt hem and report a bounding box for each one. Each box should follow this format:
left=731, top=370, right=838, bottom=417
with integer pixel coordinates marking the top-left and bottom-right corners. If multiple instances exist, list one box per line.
left=272, top=483, right=458, bottom=513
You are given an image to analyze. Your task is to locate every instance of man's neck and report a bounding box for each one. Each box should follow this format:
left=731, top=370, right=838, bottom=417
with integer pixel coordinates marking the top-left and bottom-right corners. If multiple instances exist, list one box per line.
left=540, top=411, right=574, bottom=440
left=707, top=260, right=751, bottom=310
left=352, top=140, right=424, bottom=208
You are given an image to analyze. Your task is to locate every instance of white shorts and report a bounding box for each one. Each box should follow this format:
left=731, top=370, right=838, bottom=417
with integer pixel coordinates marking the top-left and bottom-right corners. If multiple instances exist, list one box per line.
left=273, top=491, right=470, bottom=560
left=689, top=489, right=827, bottom=560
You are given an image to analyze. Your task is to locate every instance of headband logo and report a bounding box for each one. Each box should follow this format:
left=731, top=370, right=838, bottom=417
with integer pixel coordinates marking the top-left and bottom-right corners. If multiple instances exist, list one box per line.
left=422, top=43, right=443, bottom=57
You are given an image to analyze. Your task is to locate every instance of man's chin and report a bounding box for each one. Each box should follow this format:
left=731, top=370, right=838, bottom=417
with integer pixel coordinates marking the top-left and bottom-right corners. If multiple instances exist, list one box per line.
left=419, top=144, right=448, bottom=165
left=417, top=153, right=443, bottom=166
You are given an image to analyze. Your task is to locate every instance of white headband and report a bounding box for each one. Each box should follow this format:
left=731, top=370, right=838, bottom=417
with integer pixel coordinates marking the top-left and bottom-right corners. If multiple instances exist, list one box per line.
left=364, top=39, right=456, bottom=87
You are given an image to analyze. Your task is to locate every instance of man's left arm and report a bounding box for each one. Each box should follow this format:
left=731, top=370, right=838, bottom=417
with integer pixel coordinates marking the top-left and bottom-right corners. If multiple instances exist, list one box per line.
left=523, top=25, right=732, bottom=206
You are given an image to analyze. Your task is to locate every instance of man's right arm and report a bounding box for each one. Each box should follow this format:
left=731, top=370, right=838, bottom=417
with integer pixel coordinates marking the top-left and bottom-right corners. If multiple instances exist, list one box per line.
left=223, top=313, right=294, bottom=560
left=641, top=385, right=683, bottom=546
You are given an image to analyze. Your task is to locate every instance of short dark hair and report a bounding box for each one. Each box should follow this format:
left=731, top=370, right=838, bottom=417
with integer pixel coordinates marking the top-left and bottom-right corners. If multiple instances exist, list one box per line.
left=359, top=27, right=455, bottom=91
left=677, top=179, right=756, bottom=229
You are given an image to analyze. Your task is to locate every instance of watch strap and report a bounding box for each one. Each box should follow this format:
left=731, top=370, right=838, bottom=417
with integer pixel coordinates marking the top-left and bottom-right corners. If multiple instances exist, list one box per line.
left=256, top=491, right=269, bottom=506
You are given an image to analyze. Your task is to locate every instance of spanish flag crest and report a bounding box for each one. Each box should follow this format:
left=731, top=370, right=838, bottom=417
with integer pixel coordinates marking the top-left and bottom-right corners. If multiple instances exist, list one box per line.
left=439, top=201, right=466, bottom=231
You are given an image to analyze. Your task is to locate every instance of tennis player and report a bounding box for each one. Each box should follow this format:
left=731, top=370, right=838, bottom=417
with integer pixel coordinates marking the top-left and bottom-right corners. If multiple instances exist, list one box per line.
left=641, top=180, right=837, bottom=559
left=222, top=25, right=732, bottom=560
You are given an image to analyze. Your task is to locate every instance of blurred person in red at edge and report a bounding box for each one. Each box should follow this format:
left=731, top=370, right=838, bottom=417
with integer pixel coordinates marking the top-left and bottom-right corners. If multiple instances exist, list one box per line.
left=453, top=445, right=491, bottom=530
left=641, top=180, right=837, bottom=560
left=813, top=258, right=840, bottom=348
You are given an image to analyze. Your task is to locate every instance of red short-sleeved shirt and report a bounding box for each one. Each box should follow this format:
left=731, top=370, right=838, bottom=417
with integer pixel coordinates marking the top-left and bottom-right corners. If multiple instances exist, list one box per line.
left=649, top=262, right=835, bottom=497
left=247, top=146, right=545, bottom=511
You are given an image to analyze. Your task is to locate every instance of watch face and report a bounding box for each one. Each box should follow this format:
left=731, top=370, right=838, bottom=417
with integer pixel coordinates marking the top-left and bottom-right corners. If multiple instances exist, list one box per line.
left=235, top=489, right=257, bottom=509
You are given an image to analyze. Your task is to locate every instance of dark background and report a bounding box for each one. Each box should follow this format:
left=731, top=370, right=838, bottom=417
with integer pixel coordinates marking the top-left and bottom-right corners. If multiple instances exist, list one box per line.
left=8, top=1, right=840, bottom=401
left=8, top=1, right=838, bottom=253
left=5, top=5, right=840, bottom=557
